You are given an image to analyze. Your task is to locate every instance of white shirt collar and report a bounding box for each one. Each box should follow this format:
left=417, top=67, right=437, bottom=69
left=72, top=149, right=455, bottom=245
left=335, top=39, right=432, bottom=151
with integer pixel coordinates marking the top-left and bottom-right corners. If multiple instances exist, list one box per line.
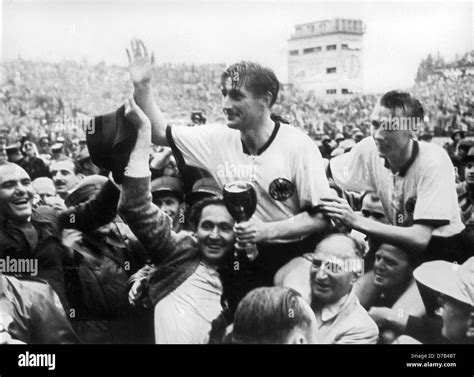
left=318, top=289, right=354, bottom=323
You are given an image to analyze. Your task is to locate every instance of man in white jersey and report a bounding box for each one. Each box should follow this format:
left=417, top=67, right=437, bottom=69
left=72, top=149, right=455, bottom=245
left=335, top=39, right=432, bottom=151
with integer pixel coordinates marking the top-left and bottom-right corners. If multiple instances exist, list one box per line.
left=322, top=91, right=471, bottom=317
left=325, top=91, right=468, bottom=263
left=127, top=39, right=331, bottom=312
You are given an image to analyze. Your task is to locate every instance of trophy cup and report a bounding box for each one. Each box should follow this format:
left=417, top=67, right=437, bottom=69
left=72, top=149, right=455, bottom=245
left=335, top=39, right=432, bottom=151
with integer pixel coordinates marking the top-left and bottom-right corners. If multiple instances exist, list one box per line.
left=223, top=180, right=259, bottom=261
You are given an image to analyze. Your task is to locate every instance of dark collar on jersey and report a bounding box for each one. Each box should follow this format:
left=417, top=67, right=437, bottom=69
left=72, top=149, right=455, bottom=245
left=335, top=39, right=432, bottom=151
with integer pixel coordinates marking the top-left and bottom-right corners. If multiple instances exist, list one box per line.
left=241, top=121, right=280, bottom=156
left=383, top=139, right=419, bottom=177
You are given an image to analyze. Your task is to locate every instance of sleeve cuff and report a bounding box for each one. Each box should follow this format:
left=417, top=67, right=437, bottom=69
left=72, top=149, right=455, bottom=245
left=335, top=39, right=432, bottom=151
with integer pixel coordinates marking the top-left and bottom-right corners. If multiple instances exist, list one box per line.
left=413, top=219, right=450, bottom=227
left=125, top=150, right=152, bottom=178
left=166, top=125, right=186, bottom=167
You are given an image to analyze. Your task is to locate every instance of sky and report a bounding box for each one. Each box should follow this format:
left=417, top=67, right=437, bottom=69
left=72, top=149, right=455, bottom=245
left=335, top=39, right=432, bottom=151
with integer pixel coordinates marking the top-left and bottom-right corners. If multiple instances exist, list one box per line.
left=1, top=0, right=473, bottom=92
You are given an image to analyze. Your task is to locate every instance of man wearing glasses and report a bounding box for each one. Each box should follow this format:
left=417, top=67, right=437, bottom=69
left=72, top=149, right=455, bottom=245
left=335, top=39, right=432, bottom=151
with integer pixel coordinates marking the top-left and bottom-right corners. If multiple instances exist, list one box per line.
left=308, top=234, right=379, bottom=344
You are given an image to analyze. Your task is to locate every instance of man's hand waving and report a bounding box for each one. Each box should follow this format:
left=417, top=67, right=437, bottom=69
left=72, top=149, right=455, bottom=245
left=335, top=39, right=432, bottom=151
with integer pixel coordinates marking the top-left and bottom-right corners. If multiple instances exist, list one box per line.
left=126, top=38, right=168, bottom=146
left=127, top=38, right=155, bottom=87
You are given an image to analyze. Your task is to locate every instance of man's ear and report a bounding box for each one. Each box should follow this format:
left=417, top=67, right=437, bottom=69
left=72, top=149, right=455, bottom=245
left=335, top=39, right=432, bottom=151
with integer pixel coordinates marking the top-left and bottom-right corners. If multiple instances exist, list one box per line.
left=261, top=91, right=273, bottom=108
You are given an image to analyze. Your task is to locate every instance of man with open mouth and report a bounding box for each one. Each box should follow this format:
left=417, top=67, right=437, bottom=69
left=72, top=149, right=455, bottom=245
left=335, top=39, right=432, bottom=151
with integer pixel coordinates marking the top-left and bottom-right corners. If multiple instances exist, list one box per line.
left=119, top=98, right=237, bottom=343
left=0, top=161, right=120, bottom=311
left=308, top=233, right=378, bottom=344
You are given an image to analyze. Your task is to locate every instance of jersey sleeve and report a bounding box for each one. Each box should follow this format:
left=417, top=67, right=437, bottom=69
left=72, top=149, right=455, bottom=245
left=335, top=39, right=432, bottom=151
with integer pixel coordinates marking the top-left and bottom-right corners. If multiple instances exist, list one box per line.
left=294, top=138, right=332, bottom=209
left=413, top=152, right=454, bottom=226
left=329, top=137, right=375, bottom=193
left=167, top=124, right=229, bottom=171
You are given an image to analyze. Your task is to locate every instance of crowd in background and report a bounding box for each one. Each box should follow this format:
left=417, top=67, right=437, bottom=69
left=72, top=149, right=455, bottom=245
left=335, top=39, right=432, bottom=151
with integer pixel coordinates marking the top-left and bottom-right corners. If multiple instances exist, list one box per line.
left=0, top=50, right=473, bottom=346
left=1, top=51, right=473, bottom=148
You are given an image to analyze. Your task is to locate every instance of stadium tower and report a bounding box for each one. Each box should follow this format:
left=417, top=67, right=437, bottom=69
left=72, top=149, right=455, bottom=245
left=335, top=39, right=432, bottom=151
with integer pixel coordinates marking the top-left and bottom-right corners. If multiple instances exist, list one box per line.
left=288, top=19, right=365, bottom=99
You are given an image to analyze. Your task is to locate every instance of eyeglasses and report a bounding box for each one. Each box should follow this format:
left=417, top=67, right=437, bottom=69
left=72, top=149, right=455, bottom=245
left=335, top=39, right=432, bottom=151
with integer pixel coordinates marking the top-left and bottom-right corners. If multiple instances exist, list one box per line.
left=361, top=209, right=386, bottom=220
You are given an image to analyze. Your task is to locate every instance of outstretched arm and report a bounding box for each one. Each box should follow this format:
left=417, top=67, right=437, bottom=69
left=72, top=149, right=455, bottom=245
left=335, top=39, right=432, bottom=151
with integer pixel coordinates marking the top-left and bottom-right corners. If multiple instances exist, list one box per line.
left=118, top=97, right=176, bottom=263
left=319, top=197, right=434, bottom=254
left=234, top=211, right=329, bottom=244
left=127, top=38, right=169, bottom=146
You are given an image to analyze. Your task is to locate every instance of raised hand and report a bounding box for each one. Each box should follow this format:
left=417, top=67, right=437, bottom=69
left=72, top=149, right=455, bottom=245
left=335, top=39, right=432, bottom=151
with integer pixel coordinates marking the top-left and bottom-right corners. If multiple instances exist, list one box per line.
left=126, top=38, right=155, bottom=86
left=124, top=97, right=151, bottom=131
left=150, top=147, right=173, bottom=170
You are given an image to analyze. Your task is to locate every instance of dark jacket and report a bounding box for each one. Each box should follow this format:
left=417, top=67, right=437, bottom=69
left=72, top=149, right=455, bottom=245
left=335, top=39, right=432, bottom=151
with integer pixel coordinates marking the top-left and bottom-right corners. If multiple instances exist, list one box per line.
left=118, top=176, right=201, bottom=306
left=17, top=157, right=49, bottom=180
left=0, top=180, right=120, bottom=309
left=0, top=274, right=80, bottom=344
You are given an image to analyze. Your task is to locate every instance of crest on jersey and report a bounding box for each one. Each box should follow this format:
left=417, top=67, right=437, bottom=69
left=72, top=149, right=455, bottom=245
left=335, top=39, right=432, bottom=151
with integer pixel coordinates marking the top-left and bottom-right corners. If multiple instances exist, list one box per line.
left=405, top=196, right=417, bottom=216
left=269, top=178, right=294, bottom=201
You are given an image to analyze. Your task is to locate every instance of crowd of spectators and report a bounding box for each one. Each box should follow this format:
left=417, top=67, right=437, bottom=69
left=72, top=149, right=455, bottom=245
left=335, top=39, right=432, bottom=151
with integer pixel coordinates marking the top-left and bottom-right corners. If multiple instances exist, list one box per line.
left=1, top=51, right=473, bottom=149
left=1, top=46, right=473, bottom=347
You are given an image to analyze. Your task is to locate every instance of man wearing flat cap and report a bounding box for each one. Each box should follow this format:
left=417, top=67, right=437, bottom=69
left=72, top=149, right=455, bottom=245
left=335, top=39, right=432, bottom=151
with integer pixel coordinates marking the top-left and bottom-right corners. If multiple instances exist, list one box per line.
left=151, top=176, right=186, bottom=233
left=5, top=145, right=23, bottom=164
left=186, top=177, right=221, bottom=208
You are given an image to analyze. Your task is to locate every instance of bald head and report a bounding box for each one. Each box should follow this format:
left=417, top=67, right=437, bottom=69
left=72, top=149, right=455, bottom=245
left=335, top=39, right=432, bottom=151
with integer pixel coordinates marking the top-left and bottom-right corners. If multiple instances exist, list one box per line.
left=32, top=177, right=57, bottom=199
left=0, top=162, right=29, bottom=182
left=315, top=233, right=364, bottom=261
left=0, top=162, right=34, bottom=223
left=310, top=234, right=364, bottom=306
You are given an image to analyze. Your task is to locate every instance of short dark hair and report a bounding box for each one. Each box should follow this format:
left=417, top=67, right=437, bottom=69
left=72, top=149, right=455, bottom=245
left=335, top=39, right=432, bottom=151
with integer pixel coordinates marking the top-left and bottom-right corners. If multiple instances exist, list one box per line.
left=189, top=196, right=227, bottom=231
left=376, top=243, right=422, bottom=268
left=231, top=287, right=313, bottom=344
left=379, top=90, right=424, bottom=120
left=221, top=61, right=279, bottom=108
left=50, top=157, right=81, bottom=175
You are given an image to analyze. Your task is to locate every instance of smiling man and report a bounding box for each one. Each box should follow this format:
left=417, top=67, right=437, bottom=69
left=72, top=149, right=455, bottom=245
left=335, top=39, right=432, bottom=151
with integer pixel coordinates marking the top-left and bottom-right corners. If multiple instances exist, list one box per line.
left=0, top=162, right=120, bottom=310
left=373, top=244, right=414, bottom=299
left=127, top=40, right=331, bottom=311
left=368, top=244, right=425, bottom=319
left=326, top=90, right=468, bottom=263
left=309, top=234, right=378, bottom=344
left=119, top=97, right=237, bottom=343
left=150, top=176, right=186, bottom=233
left=0, top=163, right=34, bottom=223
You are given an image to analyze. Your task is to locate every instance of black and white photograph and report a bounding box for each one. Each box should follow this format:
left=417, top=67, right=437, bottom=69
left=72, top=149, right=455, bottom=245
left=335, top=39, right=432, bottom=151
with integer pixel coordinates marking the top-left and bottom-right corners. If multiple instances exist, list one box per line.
left=0, top=0, right=473, bottom=376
